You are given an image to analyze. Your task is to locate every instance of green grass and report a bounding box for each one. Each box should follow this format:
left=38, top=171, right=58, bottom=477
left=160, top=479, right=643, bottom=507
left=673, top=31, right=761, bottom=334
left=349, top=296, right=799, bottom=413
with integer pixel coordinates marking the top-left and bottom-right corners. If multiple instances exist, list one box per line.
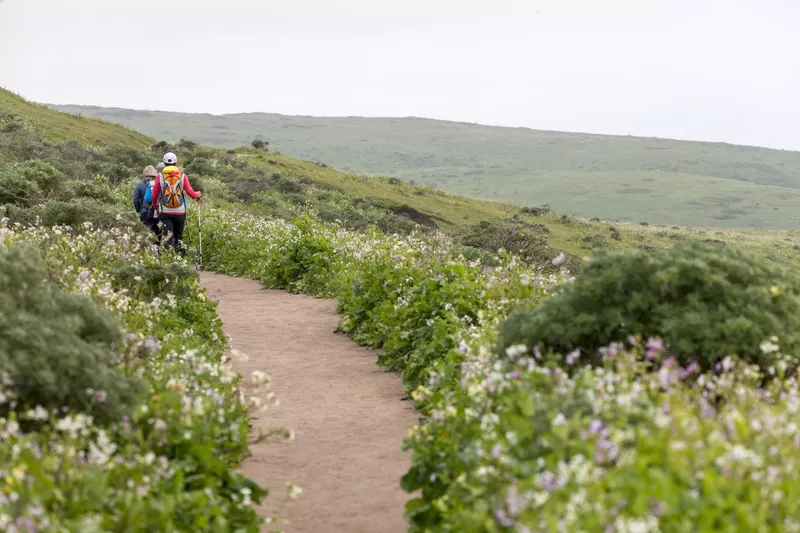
left=1, top=89, right=152, bottom=148
left=234, top=151, right=800, bottom=269
left=3, top=88, right=798, bottom=270
left=49, top=103, right=800, bottom=229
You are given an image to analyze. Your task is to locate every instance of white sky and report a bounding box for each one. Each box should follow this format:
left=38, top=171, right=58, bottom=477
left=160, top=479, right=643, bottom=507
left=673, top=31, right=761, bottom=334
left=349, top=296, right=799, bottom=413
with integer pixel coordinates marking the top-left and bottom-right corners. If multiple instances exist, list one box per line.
left=1, top=0, right=799, bottom=150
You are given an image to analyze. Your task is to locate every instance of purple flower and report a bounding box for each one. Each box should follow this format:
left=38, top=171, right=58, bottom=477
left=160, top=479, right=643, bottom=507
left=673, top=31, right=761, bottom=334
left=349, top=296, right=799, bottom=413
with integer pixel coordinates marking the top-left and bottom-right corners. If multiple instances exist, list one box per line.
left=144, top=336, right=161, bottom=353
left=600, top=342, right=621, bottom=360
left=506, top=485, right=522, bottom=517
left=510, top=369, right=521, bottom=380
left=646, top=337, right=665, bottom=353
left=538, top=471, right=566, bottom=492
left=594, top=436, right=620, bottom=464
left=627, top=335, right=638, bottom=346
left=680, top=361, right=700, bottom=380
left=15, top=517, right=36, bottom=533
left=659, top=368, right=674, bottom=389
left=588, top=419, right=605, bottom=435
left=494, top=509, right=514, bottom=528
left=565, top=349, right=580, bottom=365
left=492, top=443, right=502, bottom=459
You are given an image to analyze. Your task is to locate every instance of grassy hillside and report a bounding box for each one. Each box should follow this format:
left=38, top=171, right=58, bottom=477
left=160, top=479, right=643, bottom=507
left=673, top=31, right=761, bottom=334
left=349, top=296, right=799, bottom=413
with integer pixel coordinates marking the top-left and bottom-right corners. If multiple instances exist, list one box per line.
left=51, top=103, right=800, bottom=229
left=1, top=89, right=152, bottom=148
left=0, top=88, right=794, bottom=270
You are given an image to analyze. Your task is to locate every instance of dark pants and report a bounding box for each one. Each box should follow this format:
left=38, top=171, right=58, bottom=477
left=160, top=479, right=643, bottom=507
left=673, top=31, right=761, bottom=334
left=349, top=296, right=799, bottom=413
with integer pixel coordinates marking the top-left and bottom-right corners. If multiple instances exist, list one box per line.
left=139, top=213, right=162, bottom=244
left=159, top=213, right=186, bottom=256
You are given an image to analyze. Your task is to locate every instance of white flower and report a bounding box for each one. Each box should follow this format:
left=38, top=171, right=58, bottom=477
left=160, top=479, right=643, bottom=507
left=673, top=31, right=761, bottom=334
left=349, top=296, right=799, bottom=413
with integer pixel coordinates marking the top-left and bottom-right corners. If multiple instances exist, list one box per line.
left=760, top=340, right=780, bottom=355
left=55, top=414, right=93, bottom=437
left=25, top=405, right=49, bottom=421
left=288, top=483, right=303, bottom=499
left=250, top=370, right=270, bottom=386
left=504, top=344, right=528, bottom=359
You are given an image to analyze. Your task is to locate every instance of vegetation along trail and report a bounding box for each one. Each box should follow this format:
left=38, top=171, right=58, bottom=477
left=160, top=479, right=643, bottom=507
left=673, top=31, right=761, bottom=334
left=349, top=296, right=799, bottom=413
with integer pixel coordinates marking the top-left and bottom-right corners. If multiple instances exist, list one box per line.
left=200, top=272, right=417, bottom=533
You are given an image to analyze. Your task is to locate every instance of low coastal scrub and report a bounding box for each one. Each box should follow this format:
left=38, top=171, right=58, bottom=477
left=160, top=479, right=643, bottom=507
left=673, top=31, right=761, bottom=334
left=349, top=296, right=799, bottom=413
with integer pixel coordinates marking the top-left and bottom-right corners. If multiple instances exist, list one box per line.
left=198, top=206, right=800, bottom=532
left=0, top=220, right=276, bottom=532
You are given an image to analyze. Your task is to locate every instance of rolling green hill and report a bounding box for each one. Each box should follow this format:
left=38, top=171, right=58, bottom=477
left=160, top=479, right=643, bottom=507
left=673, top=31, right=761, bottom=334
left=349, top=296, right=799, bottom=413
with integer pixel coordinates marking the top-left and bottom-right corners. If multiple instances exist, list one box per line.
left=50, top=103, right=800, bottom=229
left=0, top=90, right=152, bottom=148
left=4, top=88, right=800, bottom=270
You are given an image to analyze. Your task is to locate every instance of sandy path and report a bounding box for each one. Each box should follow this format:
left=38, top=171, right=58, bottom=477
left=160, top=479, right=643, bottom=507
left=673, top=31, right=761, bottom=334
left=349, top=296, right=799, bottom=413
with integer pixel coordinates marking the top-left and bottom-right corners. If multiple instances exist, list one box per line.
left=200, top=272, right=417, bottom=533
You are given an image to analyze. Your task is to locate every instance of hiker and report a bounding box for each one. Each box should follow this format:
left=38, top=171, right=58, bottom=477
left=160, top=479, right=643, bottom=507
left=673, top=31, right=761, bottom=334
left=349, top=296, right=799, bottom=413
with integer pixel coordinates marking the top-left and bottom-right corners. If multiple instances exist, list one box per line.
left=151, top=152, right=201, bottom=256
left=132, top=166, right=153, bottom=217
left=140, top=169, right=162, bottom=244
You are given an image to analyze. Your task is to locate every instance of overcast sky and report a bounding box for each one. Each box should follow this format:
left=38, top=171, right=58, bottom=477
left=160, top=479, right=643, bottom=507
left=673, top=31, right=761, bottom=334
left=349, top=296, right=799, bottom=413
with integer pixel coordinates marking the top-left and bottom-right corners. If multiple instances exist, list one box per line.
left=1, top=0, right=798, bottom=150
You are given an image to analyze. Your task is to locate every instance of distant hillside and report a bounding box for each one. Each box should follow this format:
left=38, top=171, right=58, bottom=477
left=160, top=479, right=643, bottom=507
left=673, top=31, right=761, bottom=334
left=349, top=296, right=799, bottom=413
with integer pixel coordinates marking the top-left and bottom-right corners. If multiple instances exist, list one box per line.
left=50, top=103, right=800, bottom=229
left=5, top=89, right=800, bottom=271
left=0, top=90, right=152, bottom=148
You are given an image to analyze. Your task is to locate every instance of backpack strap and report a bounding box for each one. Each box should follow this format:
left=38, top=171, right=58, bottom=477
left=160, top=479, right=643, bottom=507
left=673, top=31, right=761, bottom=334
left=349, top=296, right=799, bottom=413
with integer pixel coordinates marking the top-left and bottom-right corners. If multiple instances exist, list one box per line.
left=157, top=173, right=165, bottom=207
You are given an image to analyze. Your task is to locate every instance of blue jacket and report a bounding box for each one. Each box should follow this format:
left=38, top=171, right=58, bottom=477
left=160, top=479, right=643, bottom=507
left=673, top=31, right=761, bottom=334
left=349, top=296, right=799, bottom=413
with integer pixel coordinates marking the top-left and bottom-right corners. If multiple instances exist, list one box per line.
left=133, top=179, right=149, bottom=214
left=144, top=184, right=155, bottom=212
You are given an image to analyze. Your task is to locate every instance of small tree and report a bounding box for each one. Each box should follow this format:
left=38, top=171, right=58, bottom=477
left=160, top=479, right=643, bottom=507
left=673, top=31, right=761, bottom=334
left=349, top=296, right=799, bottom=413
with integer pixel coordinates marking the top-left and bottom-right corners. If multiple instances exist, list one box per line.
left=178, top=138, right=198, bottom=151
left=251, top=139, right=270, bottom=152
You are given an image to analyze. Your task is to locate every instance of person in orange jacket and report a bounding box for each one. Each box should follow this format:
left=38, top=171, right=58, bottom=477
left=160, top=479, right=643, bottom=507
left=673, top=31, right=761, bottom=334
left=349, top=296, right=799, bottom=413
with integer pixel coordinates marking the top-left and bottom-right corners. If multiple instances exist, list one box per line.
left=150, top=152, right=201, bottom=256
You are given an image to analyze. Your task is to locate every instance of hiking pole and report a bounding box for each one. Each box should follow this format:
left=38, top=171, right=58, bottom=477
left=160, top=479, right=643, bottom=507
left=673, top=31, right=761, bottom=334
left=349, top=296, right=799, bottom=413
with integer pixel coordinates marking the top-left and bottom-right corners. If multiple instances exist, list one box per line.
left=197, top=199, right=203, bottom=271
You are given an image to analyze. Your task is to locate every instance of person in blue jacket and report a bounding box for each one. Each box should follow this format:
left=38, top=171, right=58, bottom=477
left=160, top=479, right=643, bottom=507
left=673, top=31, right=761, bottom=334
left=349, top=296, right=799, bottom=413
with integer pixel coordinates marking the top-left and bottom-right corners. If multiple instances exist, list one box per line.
left=138, top=166, right=162, bottom=243
left=132, top=166, right=154, bottom=216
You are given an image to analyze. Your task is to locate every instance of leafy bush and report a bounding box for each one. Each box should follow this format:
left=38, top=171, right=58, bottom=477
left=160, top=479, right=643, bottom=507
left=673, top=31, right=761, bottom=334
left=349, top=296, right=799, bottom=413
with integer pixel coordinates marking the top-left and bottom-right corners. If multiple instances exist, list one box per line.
left=0, top=221, right=273, bottom=531
left=0, top=160, right=64, bottom=207
left=498, top=242, right=800, bottom=371
left=457, top=220, right=547, bottom=258
left=3, top=198, right=131, bottom=229
left=184, top=156, right=215, bottom=176
left=251, top=139, right=269, bottom=151
left=0, top=245, right=142, bottom=423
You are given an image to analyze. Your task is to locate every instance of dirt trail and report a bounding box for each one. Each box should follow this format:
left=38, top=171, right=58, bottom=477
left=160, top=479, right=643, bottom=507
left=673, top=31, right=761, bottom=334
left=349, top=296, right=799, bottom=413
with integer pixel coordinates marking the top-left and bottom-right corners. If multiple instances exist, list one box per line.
left=200, top=272, right=417, bottom=533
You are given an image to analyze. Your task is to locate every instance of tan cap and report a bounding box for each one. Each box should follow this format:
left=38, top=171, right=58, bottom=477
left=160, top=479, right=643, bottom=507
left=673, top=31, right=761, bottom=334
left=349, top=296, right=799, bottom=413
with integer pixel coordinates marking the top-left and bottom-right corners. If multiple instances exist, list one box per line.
left=141, top=165, right=157, bottom=178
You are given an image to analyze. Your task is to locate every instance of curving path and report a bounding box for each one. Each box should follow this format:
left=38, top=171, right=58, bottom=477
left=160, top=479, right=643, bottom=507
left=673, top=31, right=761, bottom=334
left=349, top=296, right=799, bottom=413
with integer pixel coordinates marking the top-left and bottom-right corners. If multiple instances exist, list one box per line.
left=200, top=272, right=417, bottom=533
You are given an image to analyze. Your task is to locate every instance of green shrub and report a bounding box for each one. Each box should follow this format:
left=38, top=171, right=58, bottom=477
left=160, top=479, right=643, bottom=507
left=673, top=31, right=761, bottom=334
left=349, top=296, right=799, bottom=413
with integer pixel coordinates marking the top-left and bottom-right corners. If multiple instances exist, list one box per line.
left=109, top=262, right=198, bottom=301
left=498, top=242, right=800, bottom=371
left=457, top=220, right=548, bottom=259
left=0, top=160, right=66, bottom=207
left=0, top=168, right=42, bottom=207
left=185, top=156, right=215, bottom=176
left=0, top=246, right=142, bottom=423
left=3, top=198, right=132, bottom=229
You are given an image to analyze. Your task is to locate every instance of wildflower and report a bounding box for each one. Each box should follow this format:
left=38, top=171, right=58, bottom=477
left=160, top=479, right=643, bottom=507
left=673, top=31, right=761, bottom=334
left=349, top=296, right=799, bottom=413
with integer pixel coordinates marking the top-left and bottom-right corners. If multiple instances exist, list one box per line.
left=505, top=344, right=528, bottom=359
left=491, top=443, right=502, bottom=458
left=646, top=337, right=665, bottom=353
left=55, top=414, right=92, bottom=437
left=25, top=406, right=48, bottom=421
left=565, top=349, right=580, bottom=365
left=680, top=361, right=700, bottom=379
left=552, top=252, right=566, bottom=266
left=287, top=483, right=303, bottom=499
left=588, top=419, right=604, bottom=435
left=250, top=370, right=270, bottom=386
left=144, top=336, right=161, bottom=353
left=761, top=339, right=780, bottom=355
left=3, top=420, right=19, bottom=436
left=494, top=508, right=514, bottom=527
